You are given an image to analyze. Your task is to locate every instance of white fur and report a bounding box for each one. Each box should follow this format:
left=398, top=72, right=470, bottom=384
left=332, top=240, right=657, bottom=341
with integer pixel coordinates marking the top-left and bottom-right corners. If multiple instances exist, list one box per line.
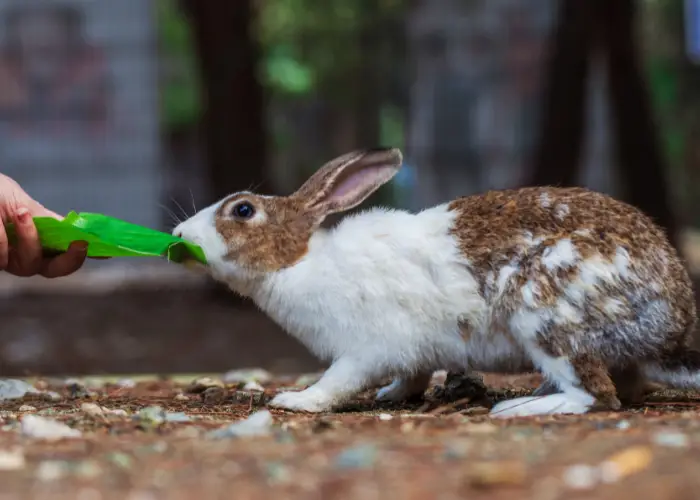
left=542, top=239, right=578, bottom=270
left=490, top=343, right=595, bottom=418
left=175, top=204, right=489, bottom=412
left=490, top=393, right=593, bottom=418
left=174, top=197, right=625, bottom=416
left=643, top=364, right=700, bottom=389
left=521, top=281, right=539, bottom=307
left=554, top=204, right=570, bottom=220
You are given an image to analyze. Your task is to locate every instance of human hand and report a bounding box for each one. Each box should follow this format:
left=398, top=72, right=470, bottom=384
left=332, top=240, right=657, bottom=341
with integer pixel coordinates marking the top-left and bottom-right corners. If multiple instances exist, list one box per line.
left=0, top=174, right=88, bottom=278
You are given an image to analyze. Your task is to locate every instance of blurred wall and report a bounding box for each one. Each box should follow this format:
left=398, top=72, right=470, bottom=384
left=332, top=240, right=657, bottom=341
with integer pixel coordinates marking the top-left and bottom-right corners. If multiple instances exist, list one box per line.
left=0, top=0, right=162, bottom=229
left=406, top=0, right=617, bottom=209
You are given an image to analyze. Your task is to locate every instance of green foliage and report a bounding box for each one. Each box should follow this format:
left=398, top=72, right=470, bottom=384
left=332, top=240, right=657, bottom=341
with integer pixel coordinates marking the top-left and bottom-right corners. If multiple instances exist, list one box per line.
left=259, top=0, right=405, bottom=101
left=158, top=0, right=202, bottom=129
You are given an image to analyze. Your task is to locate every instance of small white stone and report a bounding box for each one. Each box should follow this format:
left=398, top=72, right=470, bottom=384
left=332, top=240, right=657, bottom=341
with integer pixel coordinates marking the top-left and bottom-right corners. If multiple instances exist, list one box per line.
left=107, top=409, right=128, bottom=417
left=616, top=420, right=631, bottom=430
left=18, top=405, right=36, bottom=412
left=562, top=464, right=600, bottom=490
left=81, top=403, right=104, bottom=417
left=173, top=393, right=189, bottom=401
left=222, top=368, right=272, bottom=384
left=0, top=448, right=25, bottom=470
left=0, top=379, right=37, bottom=400
left=36, top=461, right=67, bottom=481
left=243, top=381, right=265, bottom=392
left=378, top=413, right=393, bottom=421
left=21, top=415, right=81, bottom=441
left=652, top=430, right=690, bottom=449
left=45, top=392, right=62, bottom=402
left=207, top=410, right=274, bottom=439
left=116, top=379, right=136, bottom=389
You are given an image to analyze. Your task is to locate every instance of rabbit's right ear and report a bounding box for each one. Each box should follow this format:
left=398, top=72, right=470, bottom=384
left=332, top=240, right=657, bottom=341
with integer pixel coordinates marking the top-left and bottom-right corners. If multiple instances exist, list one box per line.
left=293, top=148, right=403, bottom=217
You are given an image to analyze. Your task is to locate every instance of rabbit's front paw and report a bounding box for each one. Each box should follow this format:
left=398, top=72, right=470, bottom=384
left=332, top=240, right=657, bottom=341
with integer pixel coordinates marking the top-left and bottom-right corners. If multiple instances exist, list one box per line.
left=269, top=389, right=333, bottom=413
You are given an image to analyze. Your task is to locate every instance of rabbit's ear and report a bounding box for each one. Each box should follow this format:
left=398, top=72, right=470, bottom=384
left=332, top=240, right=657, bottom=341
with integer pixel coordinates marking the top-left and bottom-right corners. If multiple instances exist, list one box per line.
left=293, top=148, right=402, bottom=216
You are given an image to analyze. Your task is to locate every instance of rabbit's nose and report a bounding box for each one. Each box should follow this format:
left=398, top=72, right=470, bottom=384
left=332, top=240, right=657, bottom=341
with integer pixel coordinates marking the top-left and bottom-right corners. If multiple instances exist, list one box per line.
left=173, top=228, right=183, bottom=238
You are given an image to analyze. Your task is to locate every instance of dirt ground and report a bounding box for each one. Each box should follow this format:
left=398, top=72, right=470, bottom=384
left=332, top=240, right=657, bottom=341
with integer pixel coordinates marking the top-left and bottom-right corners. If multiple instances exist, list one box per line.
left=1, top=372, right=700, bottom=500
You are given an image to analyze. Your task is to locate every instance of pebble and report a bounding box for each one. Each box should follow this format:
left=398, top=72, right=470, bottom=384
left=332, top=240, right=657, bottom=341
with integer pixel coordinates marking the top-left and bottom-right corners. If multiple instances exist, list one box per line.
left=562, top=464, right=600, bottom=490
left=83, top=378, right=105, bottom=389
left=207, top=410, right=274, bottom=439
left=468, top=461, right=526, bottom=488
left=652, top=430, right=690, bottom=449
left=0, top=379, right=37, bottom=400
left=616, top=420, right=631, bottom=431
left=136, top=406, right=166, bottom=426
left=599, top=446, right=653, bottom=483
left=21, top=415, right=81, bottom=441
left=202, top=387, right=228, bottom=403
left=334, top=444, right=377, bottom=470
left=116, top=379, right=136, bottom=389
left=36, top=461, right=68, bottom=481
left=45, top=392, right=62, bottom=402
left=173, top=393, right=189, bottom=401
left=164, top=412, right=191, bottom=423
left=81, top=403, right=105, bottom=417
left=185, top=377, right=223, bottom=394
left=378, top=413, right=393, bottom=421
left=463, top=422, right=498, bottom=435
left=74, top=460, right=103, bottom=479
left=107, top=409, right=128, bottom=417
left=106, top=452, right=132, bottom=470
left=243, top=381, right=265, bottom=392
left=231, top=390, right=267, bottom=405
left=0, top=448, right=25, bottom=470
left=18, top=405, right=36, bottom=412
left=33, top=380, right=49, bottom=391
left=66, top=381, right=93, bottom=399
left=222, top=368, right=272, bottom=385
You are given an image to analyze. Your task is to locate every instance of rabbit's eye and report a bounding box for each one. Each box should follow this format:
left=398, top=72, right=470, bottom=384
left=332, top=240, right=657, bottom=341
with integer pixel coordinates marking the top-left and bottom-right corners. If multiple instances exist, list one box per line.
left=232, top=201, right=255, bottom=220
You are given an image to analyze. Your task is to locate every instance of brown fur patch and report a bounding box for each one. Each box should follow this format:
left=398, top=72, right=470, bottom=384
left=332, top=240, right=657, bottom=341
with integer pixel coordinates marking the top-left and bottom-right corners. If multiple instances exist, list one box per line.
left=215, top=193, right=316, bottom=272
left=571, top=354, right=621, bottom=410
left=212, top=148, right=402, bottom=273
left=448, top=186, right=696, bottom=340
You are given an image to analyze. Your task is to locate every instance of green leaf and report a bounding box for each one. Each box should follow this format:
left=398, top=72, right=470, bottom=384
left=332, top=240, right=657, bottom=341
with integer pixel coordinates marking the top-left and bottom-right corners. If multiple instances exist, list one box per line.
left=6, top=213, right=207, bottom=265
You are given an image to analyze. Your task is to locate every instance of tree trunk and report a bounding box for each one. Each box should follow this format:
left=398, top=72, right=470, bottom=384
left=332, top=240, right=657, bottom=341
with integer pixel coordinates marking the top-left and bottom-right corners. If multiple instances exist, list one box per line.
left=531, top=0, right=678, bottom=248
left=181, top=0, right=269, bottom=203
left=530, top=0, right=594, bottom=186
left=597, top=0, right=679, bottom=248
left=181, top=0, right=268, bottom=304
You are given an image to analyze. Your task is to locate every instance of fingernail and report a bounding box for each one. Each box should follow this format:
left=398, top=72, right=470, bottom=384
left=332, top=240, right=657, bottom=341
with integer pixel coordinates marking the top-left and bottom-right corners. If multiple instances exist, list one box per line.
left=16, top=207, right=30, bottom=223
left=71, top=241, right=88, bottom=252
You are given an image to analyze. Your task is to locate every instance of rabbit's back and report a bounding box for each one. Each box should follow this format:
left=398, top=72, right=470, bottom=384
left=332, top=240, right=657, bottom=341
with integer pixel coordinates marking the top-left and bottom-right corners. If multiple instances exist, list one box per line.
left=449, top=186, right=696, bottom=362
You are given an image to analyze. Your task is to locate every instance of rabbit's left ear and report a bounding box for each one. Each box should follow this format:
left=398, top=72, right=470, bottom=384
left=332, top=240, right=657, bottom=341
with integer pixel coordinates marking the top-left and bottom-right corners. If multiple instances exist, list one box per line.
left=293, top=148, right=403, bottom=217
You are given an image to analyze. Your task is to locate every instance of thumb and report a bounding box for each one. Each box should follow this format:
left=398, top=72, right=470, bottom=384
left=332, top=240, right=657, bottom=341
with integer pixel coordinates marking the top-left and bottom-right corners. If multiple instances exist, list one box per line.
left=29, top=203, right=63, bottom=221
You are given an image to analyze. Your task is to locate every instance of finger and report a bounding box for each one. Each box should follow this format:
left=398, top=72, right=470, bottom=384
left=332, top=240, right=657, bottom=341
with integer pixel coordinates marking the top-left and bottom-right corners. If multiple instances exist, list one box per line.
left=0, top=221, right=8, bottom=270
left=9, top=207, right=43, bottom=276
left=29, top=201, right=62, bottom=220
left=40, top=240, right=88, bottom=278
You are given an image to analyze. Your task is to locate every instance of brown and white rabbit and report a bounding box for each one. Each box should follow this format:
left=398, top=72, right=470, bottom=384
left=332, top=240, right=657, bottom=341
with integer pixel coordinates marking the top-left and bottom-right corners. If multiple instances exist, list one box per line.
left=174, top=148, right=699, bottom=417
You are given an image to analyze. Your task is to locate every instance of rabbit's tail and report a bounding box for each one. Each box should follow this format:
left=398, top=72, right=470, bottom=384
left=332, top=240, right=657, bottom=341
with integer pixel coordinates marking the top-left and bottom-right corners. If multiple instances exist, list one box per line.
left=642, top=348, right=700, bottom=389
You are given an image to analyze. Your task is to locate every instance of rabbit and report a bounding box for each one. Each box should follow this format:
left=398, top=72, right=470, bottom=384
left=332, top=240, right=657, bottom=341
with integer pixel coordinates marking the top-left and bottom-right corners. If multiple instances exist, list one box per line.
left=173, top=148, right=699, bottom=417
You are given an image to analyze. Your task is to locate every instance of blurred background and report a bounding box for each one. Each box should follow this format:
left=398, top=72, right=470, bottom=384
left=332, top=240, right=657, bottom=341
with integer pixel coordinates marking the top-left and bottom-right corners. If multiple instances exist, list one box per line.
left=0, top=0, right=698, bottom=376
